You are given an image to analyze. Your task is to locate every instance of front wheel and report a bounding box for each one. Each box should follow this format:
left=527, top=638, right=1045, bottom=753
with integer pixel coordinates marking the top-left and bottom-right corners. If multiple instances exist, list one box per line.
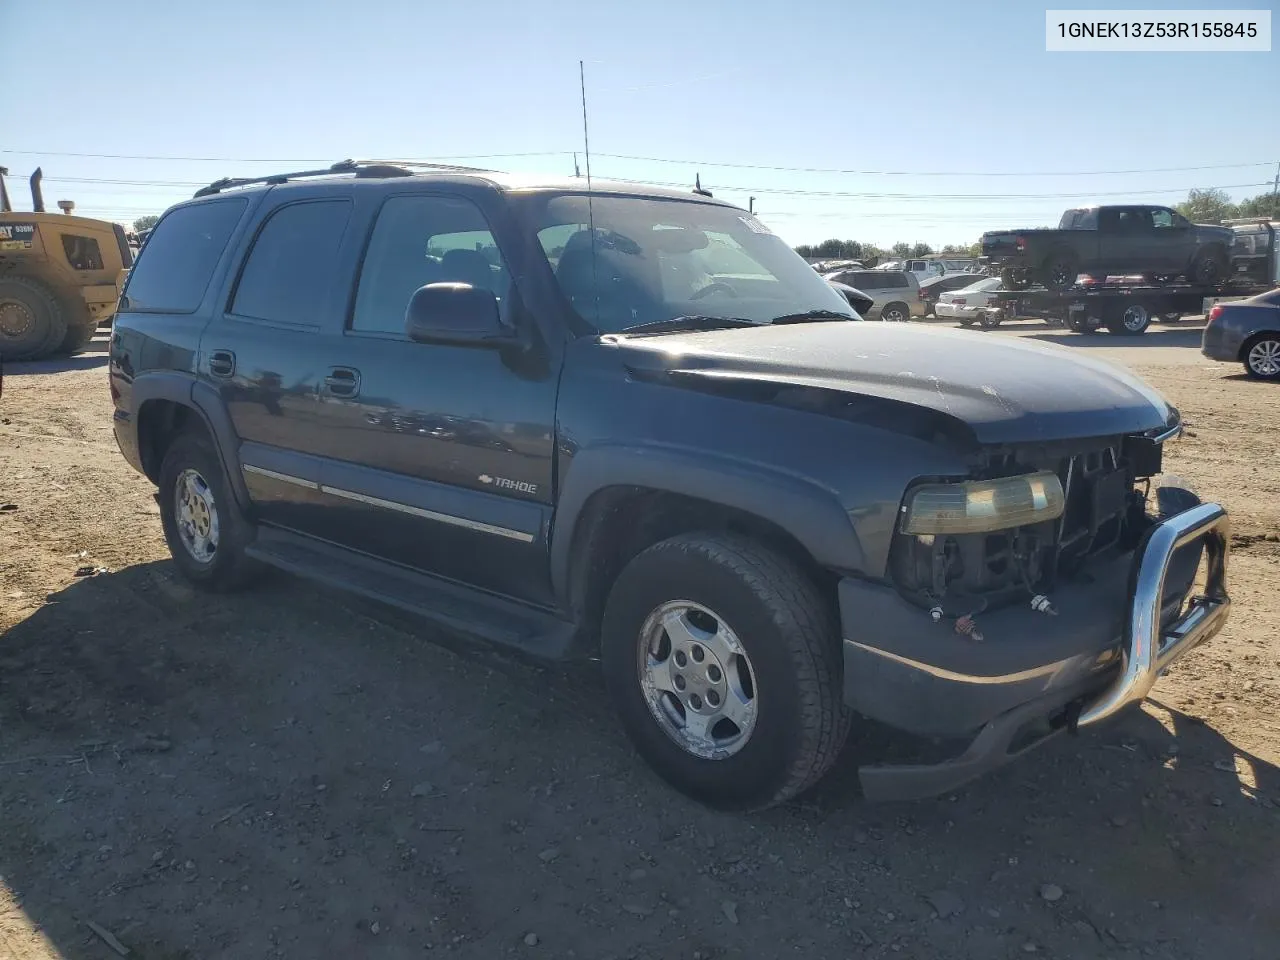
left=1243, top=335, right=1280, bottom=380
left=1000, top=267, right=1030, bottom=291
left=881, top=301, right=909, bottom=323
left=601, top=534, right=849, bottom=811
left=1190, top=248, right=1228, bottom=286
left=0, top=277, right=68, bottom=361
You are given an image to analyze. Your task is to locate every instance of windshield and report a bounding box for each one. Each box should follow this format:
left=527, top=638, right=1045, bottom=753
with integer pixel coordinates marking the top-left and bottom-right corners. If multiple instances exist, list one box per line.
left=532, top=194, right=853, bottom=332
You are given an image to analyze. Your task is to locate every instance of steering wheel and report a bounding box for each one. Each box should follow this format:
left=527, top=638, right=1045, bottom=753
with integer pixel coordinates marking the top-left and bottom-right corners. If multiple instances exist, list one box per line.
left=690, top=281, right=738, bottom=301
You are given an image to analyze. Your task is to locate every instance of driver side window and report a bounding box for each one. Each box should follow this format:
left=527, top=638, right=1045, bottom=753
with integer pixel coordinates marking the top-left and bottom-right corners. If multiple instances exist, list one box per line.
left=351, top=195, right=509, bottom=336
left=1151, top=209, right=1176, bottom=229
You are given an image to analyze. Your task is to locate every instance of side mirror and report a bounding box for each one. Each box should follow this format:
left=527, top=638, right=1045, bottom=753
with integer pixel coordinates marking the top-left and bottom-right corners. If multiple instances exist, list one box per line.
left=404, top=282, right=512, bottom=347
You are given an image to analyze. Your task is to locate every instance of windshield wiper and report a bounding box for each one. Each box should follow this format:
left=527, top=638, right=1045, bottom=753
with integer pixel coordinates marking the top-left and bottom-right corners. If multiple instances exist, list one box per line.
left=616, top=315, right=759, bottom=336
left=769, top=309, right=856, bottom=324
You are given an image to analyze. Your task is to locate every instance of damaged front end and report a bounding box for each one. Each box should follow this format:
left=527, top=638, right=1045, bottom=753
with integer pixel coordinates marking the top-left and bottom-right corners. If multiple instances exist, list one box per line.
left=841, top=419, right=1232, bottom=801
left=887, top=425, right=1193, bottom=636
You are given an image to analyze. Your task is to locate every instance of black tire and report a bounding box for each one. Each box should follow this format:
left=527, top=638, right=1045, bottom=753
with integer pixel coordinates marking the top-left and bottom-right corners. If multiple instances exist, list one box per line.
left=60, top=317, right=100, bottom=355
left=1190, top=247, right=1228, bottom=286
left=157, top=429, right=256, bottom=590
left=881, top=301, right=909, bottom=323
left=958, top=317, right=975, bottom=327
left=1106, top=302, right=1151, bottom=335
left=1042, top=250, right=1079, bottom=292
left=601, top=533, right=849, bottom=811
left=1242, top=334, right=1280, bottom=380
left=0, top=277, right=69, bottom=361
left=1067, top=315, right=1090, bottom=333
left=978, top=311, right=1001, bottom=329
left=999, top=267, right=1029, bottom=291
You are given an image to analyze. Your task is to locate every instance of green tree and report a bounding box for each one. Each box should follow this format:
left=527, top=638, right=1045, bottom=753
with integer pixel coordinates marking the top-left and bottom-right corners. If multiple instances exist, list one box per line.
left=1175, top=188, right=1237, bottom=224
left=909, top=242, right=934, bottom=258
left=132, top=214, right=161, bottom=233
left=889, top=241, right=911, bottom=257
left=1233, top=191, right=1280, bottom=219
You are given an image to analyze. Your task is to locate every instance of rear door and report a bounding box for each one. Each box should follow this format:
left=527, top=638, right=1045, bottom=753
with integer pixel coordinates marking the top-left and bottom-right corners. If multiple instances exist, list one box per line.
left=204, top=188, right=358, bottom=534
left=1147, top=207, right=1192, bottom=274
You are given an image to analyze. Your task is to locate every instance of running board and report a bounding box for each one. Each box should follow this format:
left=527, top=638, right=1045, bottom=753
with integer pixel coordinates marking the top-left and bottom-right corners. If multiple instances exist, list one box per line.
left=245, top=527, right=579, bottom=660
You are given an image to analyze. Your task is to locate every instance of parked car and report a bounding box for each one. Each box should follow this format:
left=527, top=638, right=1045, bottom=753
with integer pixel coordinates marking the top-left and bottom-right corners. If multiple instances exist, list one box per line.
left=934, top=276, right=1003, bottom=323
left=982, top=205, right=1233, bottom=292
left=875, top=258, right=943, bottom=283
left=920, top=273, right=992, bottom=316
left=822, top=269, right=924, bottom=322
left=1201, top=287, right=1280, bottom=380
left=109, top=161, right=1231, bottom=810
left=827, top=279, right=874, bottom=316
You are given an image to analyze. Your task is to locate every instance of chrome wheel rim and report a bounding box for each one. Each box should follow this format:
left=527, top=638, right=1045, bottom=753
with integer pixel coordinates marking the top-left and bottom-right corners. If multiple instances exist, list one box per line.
left=0, top=300, right=33, bottom=340
left=884, top=307, right=905, bottom=323
left=1248, top=340, right=1280, bottom=377
left=637, top=600, right=758, bottom=760
left=175, top=468, right=219, bottom=564
left=1122, top=304, right=1149, bottom=331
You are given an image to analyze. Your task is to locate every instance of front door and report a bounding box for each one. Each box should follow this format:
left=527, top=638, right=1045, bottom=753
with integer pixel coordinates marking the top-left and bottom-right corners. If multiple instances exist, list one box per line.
left=302, top=192, right=560, bottom=605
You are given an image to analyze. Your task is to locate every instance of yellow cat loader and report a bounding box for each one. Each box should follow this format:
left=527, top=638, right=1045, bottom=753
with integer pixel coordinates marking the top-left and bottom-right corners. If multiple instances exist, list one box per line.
left=0, top=166, right=133, bottom=360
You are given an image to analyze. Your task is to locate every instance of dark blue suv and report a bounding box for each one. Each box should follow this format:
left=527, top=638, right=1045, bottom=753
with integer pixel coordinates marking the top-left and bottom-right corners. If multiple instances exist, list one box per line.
left=109, top=160, right=1231, bottom=810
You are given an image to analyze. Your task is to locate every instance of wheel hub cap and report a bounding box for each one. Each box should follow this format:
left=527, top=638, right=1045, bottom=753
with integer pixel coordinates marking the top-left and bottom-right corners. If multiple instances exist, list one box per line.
left=0, top=301, right=33, bottom=339
left=175, top=468, right=220, bottom=563
left=1124, top=306, right=1148, bottom=330
left=638, top=601, right=758, bottom=760
left=1249, top=340, right=1280, bottom=377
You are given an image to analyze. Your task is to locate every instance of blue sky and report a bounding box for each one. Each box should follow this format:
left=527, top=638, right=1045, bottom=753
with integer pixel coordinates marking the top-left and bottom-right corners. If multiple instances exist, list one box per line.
left=2, top=0, right=1276, bottom=247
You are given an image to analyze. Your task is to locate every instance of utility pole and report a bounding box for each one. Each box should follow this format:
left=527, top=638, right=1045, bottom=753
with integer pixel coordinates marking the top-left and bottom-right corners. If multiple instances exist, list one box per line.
left=1272, top=161, right=1279, bottom=218
left=748, top=196, right=755, bottom=215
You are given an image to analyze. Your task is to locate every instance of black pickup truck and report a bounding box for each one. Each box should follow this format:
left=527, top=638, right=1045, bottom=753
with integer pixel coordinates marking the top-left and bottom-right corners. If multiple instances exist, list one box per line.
left=108, top=163, right=1232, bottom=810
left=983, top=205, right=1233, bottom=291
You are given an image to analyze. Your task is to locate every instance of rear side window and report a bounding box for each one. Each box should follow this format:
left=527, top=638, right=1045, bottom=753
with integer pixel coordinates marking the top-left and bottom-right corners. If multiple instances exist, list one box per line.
left=231, top=200, right=352, bottom=326
left=848, top=271, right=885, bottom=289
left=123, top=199, right=246, bottom=313
left=884, top=272, right=910, bottom=289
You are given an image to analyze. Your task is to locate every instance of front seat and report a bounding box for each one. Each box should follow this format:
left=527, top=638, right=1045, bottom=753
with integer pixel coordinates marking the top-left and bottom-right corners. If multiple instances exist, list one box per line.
left=440, top=248, right=495, bottom=292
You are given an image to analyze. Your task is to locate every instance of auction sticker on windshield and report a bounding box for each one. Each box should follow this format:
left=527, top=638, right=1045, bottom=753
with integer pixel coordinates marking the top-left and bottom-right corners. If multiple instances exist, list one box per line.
left=1046, top=9, right=1270, bottom=51
left=738, top=215, right=773, bottom=235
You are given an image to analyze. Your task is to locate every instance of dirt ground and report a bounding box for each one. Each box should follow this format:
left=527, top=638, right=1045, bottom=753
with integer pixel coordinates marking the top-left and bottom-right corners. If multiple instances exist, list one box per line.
left=2, top=325, right=1278, bottom=960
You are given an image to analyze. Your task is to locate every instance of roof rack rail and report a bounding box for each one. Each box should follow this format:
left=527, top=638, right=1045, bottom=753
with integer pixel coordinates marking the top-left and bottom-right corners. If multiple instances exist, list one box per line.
left=192, top=158, right=499, bottom=198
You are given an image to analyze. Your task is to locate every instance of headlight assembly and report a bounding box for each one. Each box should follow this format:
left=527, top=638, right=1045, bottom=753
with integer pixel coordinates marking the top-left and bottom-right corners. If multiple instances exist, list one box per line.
left=900, top=471, right=1065, bottom=535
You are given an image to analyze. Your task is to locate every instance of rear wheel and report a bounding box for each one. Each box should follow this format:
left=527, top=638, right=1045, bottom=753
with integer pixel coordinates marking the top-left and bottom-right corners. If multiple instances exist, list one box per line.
left=1000, top=267, right=1030, bottom=291
left=59, top=316, right=100, bottom=355
left=881, top=301, right=909, bottom=323
left=978, top=310, right=1001, bottom=329
left=1107, top=302, right=1151, bottom=335
left=0, top=277, right=68, bottom=361
left=1243, top=335, right=1280, bottom=380
left=1042, top=251, right=1079, bottom=292
left=158, top=430, right=256, bottom=590
left=601, top=533, right=849, bottom=810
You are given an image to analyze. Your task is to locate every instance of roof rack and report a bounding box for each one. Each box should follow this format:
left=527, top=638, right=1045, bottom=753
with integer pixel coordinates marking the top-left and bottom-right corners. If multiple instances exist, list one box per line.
left=192, top=158, right=496, bottom=198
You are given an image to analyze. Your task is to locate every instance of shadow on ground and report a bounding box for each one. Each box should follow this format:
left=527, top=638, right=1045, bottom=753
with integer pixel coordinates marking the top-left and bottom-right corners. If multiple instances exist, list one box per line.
left=2, top=351, right=109, bottom=377
left=1019, top=325, right=1208, bottom=351
left=2, top=563, right=1278, bottom=959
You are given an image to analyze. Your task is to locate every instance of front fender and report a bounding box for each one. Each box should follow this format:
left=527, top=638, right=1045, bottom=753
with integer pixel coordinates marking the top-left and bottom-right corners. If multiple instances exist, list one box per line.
left=549, top=441, right=866, bottom=606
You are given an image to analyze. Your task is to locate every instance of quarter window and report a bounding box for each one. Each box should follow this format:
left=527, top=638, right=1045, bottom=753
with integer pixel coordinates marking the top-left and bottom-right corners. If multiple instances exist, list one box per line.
left=122, top=199, right=246, bottom=314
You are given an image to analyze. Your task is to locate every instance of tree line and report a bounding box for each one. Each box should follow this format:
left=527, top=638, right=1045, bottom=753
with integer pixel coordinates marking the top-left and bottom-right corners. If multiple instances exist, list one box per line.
left=1175, top=188, right=1278, bottom=224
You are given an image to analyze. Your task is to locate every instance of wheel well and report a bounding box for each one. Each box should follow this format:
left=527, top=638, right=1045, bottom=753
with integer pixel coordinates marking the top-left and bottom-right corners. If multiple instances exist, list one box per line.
left=1240, top=330, right=1280, bottom=362
left=566, top=487, right=838, bottom=646
left=136, top=400, right=208, bottom=482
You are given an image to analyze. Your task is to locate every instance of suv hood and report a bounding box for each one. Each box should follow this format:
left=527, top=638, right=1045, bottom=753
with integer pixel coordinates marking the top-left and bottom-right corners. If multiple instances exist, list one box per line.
left=608, top=322, right=1175, bottom=445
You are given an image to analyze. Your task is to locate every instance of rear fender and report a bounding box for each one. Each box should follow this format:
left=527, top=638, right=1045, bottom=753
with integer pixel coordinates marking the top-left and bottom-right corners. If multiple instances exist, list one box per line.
left=130, top=372, right=249, bottom=508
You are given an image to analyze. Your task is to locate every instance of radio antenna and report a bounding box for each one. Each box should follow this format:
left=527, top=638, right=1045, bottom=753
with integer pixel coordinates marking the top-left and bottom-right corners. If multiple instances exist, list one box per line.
left=580, top=59, right=600, bottom=326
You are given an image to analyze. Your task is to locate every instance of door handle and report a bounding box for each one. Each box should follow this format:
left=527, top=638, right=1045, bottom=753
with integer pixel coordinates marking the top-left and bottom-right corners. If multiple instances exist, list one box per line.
left=323, top=366, right=361, bottom=398
left=208, top=350, right=236, bottom=378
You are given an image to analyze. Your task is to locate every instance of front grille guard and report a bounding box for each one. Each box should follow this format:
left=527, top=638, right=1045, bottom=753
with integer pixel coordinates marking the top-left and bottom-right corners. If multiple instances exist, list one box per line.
left=1078, top=501, right=1230, bottom=727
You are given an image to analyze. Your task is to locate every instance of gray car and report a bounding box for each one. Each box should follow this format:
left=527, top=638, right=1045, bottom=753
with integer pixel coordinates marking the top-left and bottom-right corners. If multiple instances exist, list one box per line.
left=822, top=269, right=923, bottom=322
left=1201, top=288, right=1280, bottom=379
